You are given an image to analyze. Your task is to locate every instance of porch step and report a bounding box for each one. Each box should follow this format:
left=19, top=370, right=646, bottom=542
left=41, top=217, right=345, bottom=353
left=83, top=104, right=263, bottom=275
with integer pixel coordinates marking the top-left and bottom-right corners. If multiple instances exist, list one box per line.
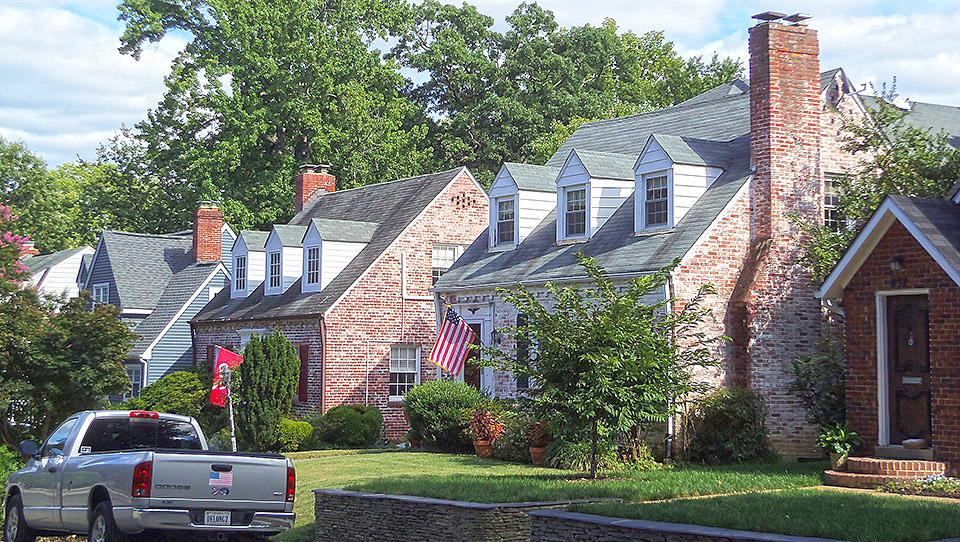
left=875, top=445, right=935, bottom=460
left=823, top=470, right=916, bottom=489
left=846, top=457, right=946, bottom=477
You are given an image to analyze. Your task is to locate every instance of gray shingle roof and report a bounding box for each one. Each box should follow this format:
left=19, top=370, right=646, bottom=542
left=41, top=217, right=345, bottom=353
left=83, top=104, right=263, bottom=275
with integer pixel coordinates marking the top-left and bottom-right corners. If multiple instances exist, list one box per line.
left=308, top=218, right=379, bottom=243
left=888, top=195, right=960, bottom=275
left=503, top=163, right=560, bottom=192
left=131, top=263, right=221, bottom=357
left=99, top=231, right=195, bottom=310
left=23, top=246, right=90, bottom=274
left=572, top=150, right=637, bottom=180
left=861, top=95, right=960, bottom=148
left=272, top=225, right=308, bottom=247
left=648, top=134, right=733, bottom=167
left=236, top=230, right=269, bottom=251
left=948, top=179, right=960, bottom=201
left=194, top=167, right=470, bottom=323
left=434, top=138, right=751, bottom=290
left=677, top=79, right=750, bottom=107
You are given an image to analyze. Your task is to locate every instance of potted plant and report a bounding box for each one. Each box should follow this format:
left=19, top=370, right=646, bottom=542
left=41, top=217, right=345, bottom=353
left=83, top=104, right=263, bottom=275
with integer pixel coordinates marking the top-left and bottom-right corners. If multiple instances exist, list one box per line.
left=469, top=406, right=504, bottom=458
left=528, top=419, right=553, bottom=465
left=818, top=421, right=863, bottom=470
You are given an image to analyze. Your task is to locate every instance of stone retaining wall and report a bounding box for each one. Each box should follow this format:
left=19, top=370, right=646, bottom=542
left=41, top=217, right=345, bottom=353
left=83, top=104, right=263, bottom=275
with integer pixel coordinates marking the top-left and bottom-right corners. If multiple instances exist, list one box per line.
left=528, top=509, right=849, bottom=542
left=313, top=489, right=617, bottom=542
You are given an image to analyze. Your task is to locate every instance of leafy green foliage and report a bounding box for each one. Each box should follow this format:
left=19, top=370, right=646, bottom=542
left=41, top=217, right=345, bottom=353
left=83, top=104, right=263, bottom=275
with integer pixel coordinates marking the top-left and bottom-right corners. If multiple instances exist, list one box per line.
left=315, top=405, right=383, bottom=448
left=687, top=387, right=775, bottom=464
left=881, top=474, right=960, bottom=498
left=234, top=330, right=300, bottom=452
left=491, top=410, right=534, bottom=463
left=277, top=418, right=314, bottom=452
left=546, top=438, right=619, bottom=472
left=817, top=421, right=862, bottom=456
left=791, top=338, right=845, bottom=428
left=123, top=370, right=207, bottom=420
left=0, top=445, right=23, bottom=483
left=402, top=380, right=483, bottom=452
left=480, top=252, right=725, bottom=477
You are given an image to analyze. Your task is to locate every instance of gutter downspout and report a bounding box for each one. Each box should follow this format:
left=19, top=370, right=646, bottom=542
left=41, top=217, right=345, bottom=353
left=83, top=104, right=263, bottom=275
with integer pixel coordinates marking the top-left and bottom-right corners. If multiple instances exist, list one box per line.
left=320, top=315, right=327, bottom=414
left=664, top=275, right=675, bottom=460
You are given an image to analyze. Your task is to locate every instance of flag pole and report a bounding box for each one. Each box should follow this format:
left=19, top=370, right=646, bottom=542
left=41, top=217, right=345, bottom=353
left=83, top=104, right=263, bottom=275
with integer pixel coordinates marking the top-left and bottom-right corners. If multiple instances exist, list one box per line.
left=223, top=365, right=238, bottom=452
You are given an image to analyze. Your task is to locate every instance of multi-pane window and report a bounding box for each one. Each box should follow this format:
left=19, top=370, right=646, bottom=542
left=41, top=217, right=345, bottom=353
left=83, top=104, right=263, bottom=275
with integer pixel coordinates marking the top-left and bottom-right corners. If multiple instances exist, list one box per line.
left=644, top=175, right=669, bottom=227
left=123, top=366, right=142, bottom=401
left=496, top=198, right=516, bottom=246
left=824, top=178, right=840, bottom=232
left=432, top=245, right=460, bottom=285
left=268, top=251, right=281, bottom=289
left=234, top=255, right=246, bottom=291
left=389, top=346, right=420, bottom=399
left=92, top=283, right=109, bottom=305
left=306, top=246, right=320, bottom=285
left=565, top=187, right=586, bottom=237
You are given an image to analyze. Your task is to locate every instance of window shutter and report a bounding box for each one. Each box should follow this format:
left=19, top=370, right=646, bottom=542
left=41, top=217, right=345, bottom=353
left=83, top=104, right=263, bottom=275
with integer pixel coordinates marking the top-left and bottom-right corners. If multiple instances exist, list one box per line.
left=207, top=345, right=216, bottom=370
left=298, top=345, right=310, bottom=402
left=516, top=314, right=529, bottom=390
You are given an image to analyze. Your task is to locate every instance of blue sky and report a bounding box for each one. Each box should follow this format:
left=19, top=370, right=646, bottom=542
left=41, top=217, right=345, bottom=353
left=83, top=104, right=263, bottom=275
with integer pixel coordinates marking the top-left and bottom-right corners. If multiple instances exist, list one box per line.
left=2, top=0, right=960, bottom=165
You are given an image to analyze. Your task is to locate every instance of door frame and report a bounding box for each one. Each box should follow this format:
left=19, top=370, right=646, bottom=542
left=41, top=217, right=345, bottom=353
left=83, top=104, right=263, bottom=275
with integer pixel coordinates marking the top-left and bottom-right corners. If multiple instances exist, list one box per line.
left=875, top=289, right=930, bottom=446
left=450, top=303, right=494, bottom=396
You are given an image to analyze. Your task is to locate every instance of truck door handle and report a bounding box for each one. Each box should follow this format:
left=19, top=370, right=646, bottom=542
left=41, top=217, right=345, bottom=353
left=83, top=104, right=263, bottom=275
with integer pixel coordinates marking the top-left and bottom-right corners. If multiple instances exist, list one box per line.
left=211, top=464, right=232, bottom=472
left=47, top=466, right=58, bottom=473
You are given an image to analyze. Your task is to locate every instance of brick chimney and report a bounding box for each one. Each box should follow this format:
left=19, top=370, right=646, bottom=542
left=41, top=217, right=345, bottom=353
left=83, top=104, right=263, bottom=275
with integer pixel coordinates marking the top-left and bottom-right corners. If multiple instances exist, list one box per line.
left=294, top=164, right=336, bottom=212
left=193, top=201, right=223, bottom=264
left=18, top=241, right=39, bottom=258
left=742, top=14, right=823, bottom=459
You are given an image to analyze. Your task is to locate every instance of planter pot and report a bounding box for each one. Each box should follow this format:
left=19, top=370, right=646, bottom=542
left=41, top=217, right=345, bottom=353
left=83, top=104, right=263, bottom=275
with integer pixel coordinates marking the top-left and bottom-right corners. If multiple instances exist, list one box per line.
left=473, top=440, right=493, bottom=458
left=830, top=452, right=848, bottom=471
left=409, top=439, right=421, bottom=448
left=530, top=446, right=548, bottom=465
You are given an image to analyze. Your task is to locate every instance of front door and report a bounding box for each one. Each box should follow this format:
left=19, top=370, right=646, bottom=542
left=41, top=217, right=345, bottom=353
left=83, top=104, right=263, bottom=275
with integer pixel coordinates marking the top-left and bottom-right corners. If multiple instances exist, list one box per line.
left=463, top=323, right=482, bottom=391
left=887, top=294, right=932, bottom=444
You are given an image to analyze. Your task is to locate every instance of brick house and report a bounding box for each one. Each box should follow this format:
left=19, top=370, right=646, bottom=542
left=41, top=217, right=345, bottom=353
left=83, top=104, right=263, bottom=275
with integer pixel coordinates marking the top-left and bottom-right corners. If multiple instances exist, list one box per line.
left=817, top=185, right=960, bottom=478
left=191, top=166, right=488, bottom=439
left=433, top=16, right=876, bottom=459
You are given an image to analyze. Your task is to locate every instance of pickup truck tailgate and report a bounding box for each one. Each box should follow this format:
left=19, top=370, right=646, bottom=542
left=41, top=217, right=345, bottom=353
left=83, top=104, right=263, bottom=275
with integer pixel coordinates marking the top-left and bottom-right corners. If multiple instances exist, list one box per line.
left=149, top=452, right=288, bottom=511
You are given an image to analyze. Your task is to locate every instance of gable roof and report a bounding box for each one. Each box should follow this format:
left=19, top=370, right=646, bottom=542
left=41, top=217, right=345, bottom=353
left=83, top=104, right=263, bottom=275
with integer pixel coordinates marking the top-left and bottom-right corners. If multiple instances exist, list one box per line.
left=677, top=79, right=750, bottom=107
left=502, top=162, right=560, bottom=192
left=194, top=167, right=472, bottom=323
left=96, top=231, right=195, bottom=310
left=307, top=218, right=379, bottom=243
left=236, top=230, right=269, bottom=252
left=861, top=95, right=960, bottom=148
left=645, top=134, right=732, bottom=168
left=570, top=149, right=637, bottom=180
left=23, top=246, right=91, bottom=274
left=270, top=225, right=308, bottom=247
left=817, top=196, right=960, bottom=299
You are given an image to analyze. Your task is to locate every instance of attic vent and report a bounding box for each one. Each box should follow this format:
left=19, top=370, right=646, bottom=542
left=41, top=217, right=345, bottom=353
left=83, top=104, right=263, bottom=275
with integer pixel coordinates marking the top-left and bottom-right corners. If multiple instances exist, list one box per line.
left=452, top=192, right=478, bottom=209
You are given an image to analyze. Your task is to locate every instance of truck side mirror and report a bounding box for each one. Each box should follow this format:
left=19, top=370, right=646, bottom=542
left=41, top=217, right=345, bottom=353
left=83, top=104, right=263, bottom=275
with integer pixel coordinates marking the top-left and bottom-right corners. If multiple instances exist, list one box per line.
left=18, top=440, right=39, bottom=458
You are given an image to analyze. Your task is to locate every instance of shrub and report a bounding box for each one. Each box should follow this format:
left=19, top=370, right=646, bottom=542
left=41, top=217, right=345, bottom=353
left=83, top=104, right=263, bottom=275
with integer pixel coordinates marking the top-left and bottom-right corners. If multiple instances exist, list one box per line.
left=492, top=411, right=534, bottom=463
left=792, top=338, right=845, bottom=427
left=317, top=405, right=383, bottom=448
left=817, top=421, right=862, bottom=456
left=687, top=387, right=775, bottom=464
left=0, top=446, right=23, bottom=482
left=403, top=380, right=483, bottom=452
left=122, top=370, right=206, bottom=419
left=235, top=330, right=300, bottom=452
left=277, top=418, right=314, bottom=452
left=546, top=438, right=619, bottom=472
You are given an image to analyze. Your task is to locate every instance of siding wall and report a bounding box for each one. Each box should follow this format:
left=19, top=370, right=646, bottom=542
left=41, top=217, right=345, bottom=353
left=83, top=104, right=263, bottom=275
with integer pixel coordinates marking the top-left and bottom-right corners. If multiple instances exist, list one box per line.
left=34, top=249, right=94, bottom=298
left=85, top=242, right=121, bottom=308
left=517, top=190, right=555, bottom=242
left=282, top=247, right=303, bottom=292
left=588, top=178, right=633, bottom=234
left=673, top=164, right=722, bottom=224
left=322, top=241, right=366, bottom=290
left=220, top=227, right=235, bottom=274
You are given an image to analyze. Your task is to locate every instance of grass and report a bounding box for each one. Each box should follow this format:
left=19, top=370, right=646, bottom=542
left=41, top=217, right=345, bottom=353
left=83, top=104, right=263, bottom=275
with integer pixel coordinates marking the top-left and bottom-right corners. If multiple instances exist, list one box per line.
left=279, top=451, right=825, bottom=542
left=569, top=488, right=960, bottom=542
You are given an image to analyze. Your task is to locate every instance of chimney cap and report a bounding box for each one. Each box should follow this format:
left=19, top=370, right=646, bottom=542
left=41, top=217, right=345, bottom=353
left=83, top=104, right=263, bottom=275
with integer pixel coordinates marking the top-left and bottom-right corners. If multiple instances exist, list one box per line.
left=197, top=200, right=220, bottom=208
left=301, top=164, right=331, bottom=174
left=752, top=11, right=786, bottom=21
left=782, top=13, right=811, bottom=24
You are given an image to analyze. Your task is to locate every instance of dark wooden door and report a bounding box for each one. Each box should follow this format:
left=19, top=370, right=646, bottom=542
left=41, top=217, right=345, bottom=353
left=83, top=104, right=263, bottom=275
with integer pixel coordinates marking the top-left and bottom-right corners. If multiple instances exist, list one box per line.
left=887, top=295, right=932, bottom=444
left=463, top=323, right=482, bottom=390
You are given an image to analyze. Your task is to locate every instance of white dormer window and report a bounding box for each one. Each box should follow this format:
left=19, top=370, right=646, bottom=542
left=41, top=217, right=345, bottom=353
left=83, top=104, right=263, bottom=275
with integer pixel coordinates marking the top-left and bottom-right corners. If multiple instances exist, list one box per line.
left=563, top=186, right=587, bottom=238
left=644, top=174, right=669, bottom=228
left=235, top=255, right=247, bottom=292
left=92, top=283, right=109, bottom=305
left=268, top=251, right=281, bottom=289
left=495, top=198, right=516, bottom=246
left=306, top=246, right=320, bottom=285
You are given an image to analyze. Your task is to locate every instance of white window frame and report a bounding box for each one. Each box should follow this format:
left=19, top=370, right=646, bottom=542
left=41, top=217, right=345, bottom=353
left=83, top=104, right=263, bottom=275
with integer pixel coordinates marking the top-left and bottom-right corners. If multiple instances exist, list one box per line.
left=123, top=365, right=143, bottom=401
left=494, top=196, right=517, bottom=247
left=91, top=283, right=109, bottom=305
left=431, top=244, right=464, bottom=285
left=641, top=171, right=672, bottom=230
left=824, top=176, right=841, bottom=232
left=234, top=255, right=247, bottom=292
left=389, top=345, right=421, bottom=401
left=305, top=245, right=320, bottom=286
left=268, top=251, right=281, bottom=290
left=561, top=185, right=588, bottom=239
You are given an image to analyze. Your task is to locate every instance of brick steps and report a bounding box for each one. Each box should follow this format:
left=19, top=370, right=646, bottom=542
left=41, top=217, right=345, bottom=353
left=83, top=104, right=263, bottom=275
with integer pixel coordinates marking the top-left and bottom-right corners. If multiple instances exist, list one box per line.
left=824, top=457, right=947, bottom=489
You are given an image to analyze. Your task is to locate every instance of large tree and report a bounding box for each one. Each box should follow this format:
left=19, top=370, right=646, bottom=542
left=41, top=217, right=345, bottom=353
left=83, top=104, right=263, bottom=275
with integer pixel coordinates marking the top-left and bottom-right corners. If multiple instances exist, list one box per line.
left=117, top=0, right=430, bottom=231
left=392, top=1, right=741, bottom=183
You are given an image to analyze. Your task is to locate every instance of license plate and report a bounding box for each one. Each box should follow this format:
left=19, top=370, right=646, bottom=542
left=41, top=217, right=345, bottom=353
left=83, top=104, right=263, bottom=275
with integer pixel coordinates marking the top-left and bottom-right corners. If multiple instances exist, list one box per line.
left=204, top=511, right=231, bottom=526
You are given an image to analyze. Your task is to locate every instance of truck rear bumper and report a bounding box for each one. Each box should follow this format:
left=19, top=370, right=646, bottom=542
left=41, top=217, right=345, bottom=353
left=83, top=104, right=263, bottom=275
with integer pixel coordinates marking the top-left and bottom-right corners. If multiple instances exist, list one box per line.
left=114, top=507, right=295, bottom=534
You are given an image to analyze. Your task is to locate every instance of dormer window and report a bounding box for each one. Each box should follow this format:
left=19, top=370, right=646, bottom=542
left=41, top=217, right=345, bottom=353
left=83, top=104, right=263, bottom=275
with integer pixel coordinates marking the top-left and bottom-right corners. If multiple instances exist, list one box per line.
left=235, top=255, right=247, bottom=291
left=563, top=186, right=587, bottom=238
left=268, top=251, right=281, bottom=289
left=495, top=198, right=516, bottom=246
left=306, top=246, right=320, bottom=285
left=644, top=174, right=669, bottom=228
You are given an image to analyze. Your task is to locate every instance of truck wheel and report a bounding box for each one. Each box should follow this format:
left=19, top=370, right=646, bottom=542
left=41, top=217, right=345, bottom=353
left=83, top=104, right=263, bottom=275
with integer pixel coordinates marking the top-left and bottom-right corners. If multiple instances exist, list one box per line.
left=4, top=494, right=36, bottom=542
left=89, top=501, right=133, bottom=542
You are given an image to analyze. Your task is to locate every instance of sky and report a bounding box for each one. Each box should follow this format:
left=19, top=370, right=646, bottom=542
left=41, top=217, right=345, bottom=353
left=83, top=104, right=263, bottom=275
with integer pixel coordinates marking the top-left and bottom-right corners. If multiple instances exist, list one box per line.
left=2, top=0, right=960, bottom=166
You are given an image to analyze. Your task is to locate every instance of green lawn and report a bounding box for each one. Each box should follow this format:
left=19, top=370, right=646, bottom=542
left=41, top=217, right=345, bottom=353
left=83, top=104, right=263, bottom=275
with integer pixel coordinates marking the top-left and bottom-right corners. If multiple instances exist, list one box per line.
left=570, top=488, right=960, bottom=542
left=281, top=451, right=825, bottom=542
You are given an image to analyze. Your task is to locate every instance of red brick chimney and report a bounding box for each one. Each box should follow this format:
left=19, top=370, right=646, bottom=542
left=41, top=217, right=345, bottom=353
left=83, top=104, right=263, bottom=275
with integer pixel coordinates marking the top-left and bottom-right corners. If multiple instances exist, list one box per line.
left=193, top=201, right=223, bottom=264
left=18, top=241, right=39, bottom=258
left=294, top=164, right=336, bottom=212
left=743, top=14, right=823, bottom=459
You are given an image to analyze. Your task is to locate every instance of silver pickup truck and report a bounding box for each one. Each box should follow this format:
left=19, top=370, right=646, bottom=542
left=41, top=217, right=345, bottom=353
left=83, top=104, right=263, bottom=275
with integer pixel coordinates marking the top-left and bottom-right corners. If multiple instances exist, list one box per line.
left=4, top=410, right=295, bottom=542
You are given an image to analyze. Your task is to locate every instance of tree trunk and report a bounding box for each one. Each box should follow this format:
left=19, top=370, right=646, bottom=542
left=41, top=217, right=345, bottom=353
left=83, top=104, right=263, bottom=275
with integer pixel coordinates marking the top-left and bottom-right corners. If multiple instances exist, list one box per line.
left=590, top=417, right=598, bottom=479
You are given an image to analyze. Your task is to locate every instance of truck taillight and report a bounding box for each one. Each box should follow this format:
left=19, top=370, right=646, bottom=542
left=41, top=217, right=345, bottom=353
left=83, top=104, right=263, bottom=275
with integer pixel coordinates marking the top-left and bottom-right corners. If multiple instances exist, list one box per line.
left=286, top=466, right=296, bottom=503
left=130, top=411, right=159, bottom=419
left=132, top=461, right=153, bottom=498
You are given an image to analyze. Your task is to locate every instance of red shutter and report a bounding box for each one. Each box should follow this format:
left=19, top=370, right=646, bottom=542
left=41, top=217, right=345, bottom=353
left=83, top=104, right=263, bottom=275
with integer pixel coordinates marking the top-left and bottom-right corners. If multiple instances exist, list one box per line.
left=298, top=345, right=310, bottom=403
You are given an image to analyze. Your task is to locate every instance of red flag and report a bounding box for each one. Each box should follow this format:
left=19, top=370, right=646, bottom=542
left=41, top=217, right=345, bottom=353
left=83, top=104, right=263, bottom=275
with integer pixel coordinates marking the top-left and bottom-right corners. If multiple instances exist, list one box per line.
left=211, top=346, right=243, bottom=407
left=428, top=307, right=477, bottom=376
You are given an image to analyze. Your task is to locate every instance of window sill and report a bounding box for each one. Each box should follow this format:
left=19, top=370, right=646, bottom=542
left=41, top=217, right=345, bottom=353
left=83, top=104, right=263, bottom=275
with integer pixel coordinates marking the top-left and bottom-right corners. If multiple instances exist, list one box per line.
left=387, top=399, right=405, bottom=408
left=633, top=227, right=674, bottom=238
left=488, top=243, right=516, bottom=253
left=556, top=237, right=588, bottom=246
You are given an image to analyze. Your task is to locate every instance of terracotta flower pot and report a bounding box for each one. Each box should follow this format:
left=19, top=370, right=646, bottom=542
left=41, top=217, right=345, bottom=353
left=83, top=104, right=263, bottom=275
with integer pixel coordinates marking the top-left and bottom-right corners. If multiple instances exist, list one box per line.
left=829, top=452, right=848, bottom=471
left=473, top=440, right=493, bottom=458
left=530, top=446, right=548, bottom=465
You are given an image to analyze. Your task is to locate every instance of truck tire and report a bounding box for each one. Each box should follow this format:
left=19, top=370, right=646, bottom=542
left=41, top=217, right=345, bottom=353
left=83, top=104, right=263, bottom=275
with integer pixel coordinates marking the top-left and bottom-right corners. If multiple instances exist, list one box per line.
left=4, top=494, right=36, bottom=542
left=89, top=501, right=133, bottom=542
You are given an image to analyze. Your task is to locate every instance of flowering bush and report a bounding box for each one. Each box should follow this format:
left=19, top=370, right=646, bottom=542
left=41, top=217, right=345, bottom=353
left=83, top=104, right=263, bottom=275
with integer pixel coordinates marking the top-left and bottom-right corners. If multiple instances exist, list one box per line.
left=880, top=474, right=960, bottom=498
left=0, top=204, right=31, bottom=288
left=469, top=406, right=505, bottom=441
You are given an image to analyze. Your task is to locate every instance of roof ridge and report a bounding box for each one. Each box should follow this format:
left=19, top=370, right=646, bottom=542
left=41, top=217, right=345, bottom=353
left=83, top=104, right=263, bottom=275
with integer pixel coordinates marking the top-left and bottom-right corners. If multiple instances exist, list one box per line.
left=309, top=166, right=465, bottom=198
left=577, top=91, right=749, bottom=130
left=102, top=230, right=193, bottom=241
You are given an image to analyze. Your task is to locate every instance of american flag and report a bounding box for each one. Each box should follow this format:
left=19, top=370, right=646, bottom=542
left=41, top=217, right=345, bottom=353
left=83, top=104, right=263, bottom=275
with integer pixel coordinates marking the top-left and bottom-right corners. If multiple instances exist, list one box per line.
left=428, top=307, right=477, bottom=376
left=209, top=471, right=233, bottom=487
